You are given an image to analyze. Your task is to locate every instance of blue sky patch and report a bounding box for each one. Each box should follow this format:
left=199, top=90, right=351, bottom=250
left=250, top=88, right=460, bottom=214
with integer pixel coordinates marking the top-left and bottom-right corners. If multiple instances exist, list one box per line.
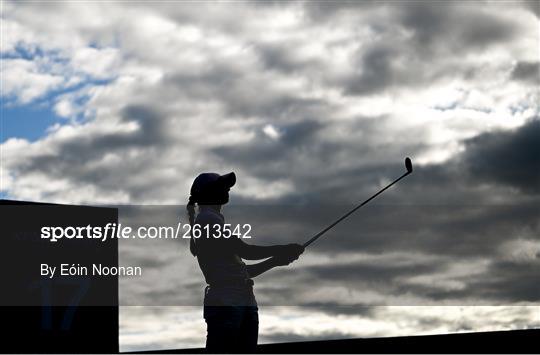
left=1, top=103, right=65, bottom=143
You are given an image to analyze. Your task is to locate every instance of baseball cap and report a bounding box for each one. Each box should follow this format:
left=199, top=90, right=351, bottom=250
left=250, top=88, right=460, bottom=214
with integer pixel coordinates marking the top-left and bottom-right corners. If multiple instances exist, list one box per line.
left=190, top=172, right=236, bottom=197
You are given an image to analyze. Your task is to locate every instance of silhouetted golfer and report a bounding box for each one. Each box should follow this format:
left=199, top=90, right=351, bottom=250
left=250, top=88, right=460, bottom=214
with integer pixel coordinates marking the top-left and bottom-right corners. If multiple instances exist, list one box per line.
left=187, top=172, right=304, bottom=353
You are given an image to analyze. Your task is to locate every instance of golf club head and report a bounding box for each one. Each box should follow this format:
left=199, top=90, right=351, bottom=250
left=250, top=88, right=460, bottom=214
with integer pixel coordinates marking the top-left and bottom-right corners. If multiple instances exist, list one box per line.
left=405, top=157, right=413, bottom=173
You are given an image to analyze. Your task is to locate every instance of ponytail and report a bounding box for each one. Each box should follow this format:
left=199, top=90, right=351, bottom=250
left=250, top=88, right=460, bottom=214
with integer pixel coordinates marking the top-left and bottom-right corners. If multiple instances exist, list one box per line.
left=187, top=195, right=198, bottom=256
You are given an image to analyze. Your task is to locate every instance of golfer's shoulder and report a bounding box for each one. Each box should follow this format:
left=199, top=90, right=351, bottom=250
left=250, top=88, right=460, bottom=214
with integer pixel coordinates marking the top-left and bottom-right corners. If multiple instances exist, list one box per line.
left=196, top=208, right=224, bottom=226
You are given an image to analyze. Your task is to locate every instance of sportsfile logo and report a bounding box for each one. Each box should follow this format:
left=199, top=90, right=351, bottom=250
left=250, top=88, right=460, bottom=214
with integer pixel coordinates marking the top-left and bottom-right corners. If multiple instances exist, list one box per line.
left=40, top=223, right=252, bottom=242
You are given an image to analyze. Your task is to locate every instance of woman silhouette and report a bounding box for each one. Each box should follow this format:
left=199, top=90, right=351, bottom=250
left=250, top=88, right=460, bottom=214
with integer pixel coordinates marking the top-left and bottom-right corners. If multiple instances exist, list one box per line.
left=187, top=172, right=304, bottom=353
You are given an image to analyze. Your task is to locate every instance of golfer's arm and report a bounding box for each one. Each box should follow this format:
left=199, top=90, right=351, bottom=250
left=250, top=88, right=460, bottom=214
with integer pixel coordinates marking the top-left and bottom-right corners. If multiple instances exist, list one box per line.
left=245, top=258, right=279, bottom=278
left=236, top=239, right=283, bottom=260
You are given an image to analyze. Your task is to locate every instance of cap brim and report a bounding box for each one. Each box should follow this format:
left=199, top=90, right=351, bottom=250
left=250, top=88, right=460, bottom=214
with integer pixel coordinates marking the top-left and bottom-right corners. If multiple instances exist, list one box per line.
left=218, top=172, right=236, bottom=189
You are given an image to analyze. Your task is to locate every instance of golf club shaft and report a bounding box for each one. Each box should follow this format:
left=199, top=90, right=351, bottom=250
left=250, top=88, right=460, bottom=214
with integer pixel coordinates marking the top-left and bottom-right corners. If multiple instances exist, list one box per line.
left=303, top=171, right=411, bottom=248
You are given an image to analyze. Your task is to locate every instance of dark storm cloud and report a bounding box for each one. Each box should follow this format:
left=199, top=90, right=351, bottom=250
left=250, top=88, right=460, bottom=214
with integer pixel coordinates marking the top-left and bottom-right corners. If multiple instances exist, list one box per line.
left=470, top=260, right=540, bottom=302
left=251, top=236, right=538, bottom=307
left=211, top=120, right=328, bottom=181
left=256, top=41, right=323, bottom=74
left=391, top=258, right=540, bottom=304
left=522, top=0, right=540, bottom=17
left=331, top=119, right=540, bottom=254
left=339, top=1, right=522, bottom=95
left=315, top=121, right=540, bottom=303
left=164, top=67, right=327, bottom=120
left=511, top=61, right=540, bottom=84
left=298, top=201, right=540, bottom=258
left=300, top=120, right=540, bottom=254
left=119, top=105, right=170, bottom=145
left=214, top=114, right=427, bottom=204
left=343, top=42, right=451, bottom=96
left=218, top=119, right=540, bottom=308
left=301, top=0, right=381, bottom=22
left=303, top=259, right=442, bottom=284
left=346, top=45, right=400, bottom=95
left=262, top=331, right=351, bottom=344
left=155, top=1, right=524, bottom=100
left=399, top=1, right=519, bottom=52
left=254, top=2, right=517, bottom=96
left=303, top=0, right=520, bottom=54
left=461, top=119, right=540, bottom=194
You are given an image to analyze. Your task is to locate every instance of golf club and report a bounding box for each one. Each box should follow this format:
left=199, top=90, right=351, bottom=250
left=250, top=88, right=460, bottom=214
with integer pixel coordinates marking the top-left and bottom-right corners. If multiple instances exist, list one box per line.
left=303, top=157, right=413, bottom=248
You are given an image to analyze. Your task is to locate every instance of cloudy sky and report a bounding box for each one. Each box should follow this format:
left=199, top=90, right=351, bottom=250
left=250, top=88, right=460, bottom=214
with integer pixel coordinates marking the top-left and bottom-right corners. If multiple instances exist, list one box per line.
left=2, top=0, right=539, bottom=352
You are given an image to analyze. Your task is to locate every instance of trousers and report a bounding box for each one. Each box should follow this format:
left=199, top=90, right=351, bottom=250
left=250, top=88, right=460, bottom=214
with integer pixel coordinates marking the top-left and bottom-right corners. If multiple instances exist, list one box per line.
left=203, top=285, right=259, bottom=353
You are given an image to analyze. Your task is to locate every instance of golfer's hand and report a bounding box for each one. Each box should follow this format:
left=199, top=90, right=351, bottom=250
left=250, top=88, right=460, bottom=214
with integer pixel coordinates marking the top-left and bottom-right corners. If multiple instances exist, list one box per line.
left=276, top=243, right=305, bottom=260
left=271, top=254, right=299, bottom=267
left=287, top=243, right=305, bottom=257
